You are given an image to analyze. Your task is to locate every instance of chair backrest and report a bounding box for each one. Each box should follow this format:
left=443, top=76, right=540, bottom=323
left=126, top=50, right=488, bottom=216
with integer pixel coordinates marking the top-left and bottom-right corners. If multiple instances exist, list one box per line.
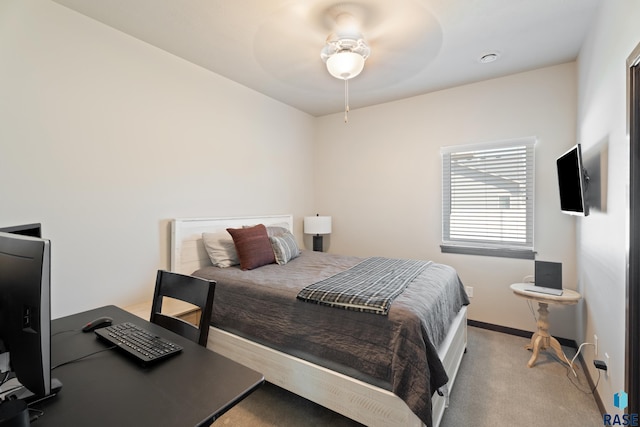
left=150, top=270, right=216, bottom=346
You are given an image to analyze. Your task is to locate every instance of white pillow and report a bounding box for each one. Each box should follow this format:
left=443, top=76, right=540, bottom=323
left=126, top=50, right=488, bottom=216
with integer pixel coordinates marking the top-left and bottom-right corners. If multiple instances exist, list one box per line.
left=202, top=231, right=239, bottom=268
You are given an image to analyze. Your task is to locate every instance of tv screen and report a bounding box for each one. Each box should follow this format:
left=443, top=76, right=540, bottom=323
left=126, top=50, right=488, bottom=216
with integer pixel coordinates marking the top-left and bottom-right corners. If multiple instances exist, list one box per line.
left=557, top=144, right=589, bottom=216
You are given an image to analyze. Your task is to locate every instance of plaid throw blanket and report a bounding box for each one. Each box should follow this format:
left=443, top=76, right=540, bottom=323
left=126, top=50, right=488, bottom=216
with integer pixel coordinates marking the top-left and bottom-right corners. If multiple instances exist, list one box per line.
left=297, top=257, right=431, bottom=315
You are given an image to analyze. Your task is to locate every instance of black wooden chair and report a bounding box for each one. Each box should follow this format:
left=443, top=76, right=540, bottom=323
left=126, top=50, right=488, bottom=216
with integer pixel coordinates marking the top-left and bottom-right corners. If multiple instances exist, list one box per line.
left=150, top=270, right=216, bottom=347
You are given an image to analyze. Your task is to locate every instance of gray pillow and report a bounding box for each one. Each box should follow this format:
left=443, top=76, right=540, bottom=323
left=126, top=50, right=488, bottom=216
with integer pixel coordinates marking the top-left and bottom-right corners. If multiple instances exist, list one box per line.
left=270, top=231, right=300, bottom=265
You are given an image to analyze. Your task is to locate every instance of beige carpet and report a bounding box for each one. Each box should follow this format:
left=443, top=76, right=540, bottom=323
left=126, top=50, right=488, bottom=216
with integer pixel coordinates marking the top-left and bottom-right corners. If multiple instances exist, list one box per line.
left=215, top=326, right=602, bottom=426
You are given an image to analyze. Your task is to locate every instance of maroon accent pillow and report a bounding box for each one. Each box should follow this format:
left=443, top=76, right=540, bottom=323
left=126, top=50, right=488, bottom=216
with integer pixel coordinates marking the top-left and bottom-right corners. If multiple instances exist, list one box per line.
left=227, top=224, right=276, bottom=270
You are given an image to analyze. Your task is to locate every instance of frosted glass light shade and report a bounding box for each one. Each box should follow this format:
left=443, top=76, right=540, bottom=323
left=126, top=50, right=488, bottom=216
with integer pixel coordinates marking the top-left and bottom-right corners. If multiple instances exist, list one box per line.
left=304, top=216, right=332, bottom=234
left=326, top=52, right=365, bottom=80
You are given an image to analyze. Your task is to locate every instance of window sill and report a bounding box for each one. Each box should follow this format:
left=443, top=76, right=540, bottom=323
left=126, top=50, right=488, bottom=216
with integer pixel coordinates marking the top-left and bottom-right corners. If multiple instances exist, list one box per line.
left=440, top=244, right=536, bottom=260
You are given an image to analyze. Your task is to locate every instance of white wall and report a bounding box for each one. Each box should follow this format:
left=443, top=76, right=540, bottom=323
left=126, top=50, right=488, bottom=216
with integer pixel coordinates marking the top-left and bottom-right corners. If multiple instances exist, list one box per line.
left=315, top=63, right=580, bottom=339
left=576, top=0, right=640, bottom=415
left=0, top=0, right=315, bottom=318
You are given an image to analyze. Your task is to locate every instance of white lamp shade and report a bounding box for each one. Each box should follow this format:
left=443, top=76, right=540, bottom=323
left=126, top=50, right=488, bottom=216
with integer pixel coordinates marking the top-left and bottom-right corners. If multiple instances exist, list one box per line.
left=326, top=51, right=365, bottom=80
left=304, top=216, right=332, bottom=235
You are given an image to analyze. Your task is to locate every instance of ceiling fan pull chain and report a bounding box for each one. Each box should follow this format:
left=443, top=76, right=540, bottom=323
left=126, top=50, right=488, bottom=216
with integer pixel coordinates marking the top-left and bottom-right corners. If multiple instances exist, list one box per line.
left=344, top=79, right=349, bottom=123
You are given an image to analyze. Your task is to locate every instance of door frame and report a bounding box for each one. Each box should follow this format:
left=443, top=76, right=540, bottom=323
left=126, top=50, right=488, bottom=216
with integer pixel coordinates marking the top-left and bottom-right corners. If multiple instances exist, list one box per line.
left=626, top=42, right=640, bottom=415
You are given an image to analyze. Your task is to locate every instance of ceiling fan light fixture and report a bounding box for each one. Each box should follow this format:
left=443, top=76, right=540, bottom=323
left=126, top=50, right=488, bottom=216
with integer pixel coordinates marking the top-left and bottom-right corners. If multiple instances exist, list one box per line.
left=321, top=35, right=370, bottom=123
left=326, top=51, right=365, bottom=79
left=321, top=36, right=370, bottom=80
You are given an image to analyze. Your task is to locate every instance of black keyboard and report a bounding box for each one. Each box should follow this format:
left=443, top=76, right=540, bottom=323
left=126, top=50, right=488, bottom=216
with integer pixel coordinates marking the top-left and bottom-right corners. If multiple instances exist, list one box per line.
left=95, top=322, right=183, bottom=364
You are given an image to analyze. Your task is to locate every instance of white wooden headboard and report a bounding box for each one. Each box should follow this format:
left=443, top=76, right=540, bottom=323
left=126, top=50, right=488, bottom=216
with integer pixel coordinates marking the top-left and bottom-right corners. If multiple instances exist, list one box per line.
left=170, top=215, right=294, bottom=275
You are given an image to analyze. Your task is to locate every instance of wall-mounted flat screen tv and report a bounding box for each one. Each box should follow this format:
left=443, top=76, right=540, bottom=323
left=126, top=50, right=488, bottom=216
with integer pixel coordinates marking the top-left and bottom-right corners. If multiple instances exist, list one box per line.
left=557, top=144, right=589, bottom=216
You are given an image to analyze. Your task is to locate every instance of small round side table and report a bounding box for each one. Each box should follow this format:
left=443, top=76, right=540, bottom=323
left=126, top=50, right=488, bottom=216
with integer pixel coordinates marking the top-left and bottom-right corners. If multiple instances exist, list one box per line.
left=510, top=283, right=581, bottom=368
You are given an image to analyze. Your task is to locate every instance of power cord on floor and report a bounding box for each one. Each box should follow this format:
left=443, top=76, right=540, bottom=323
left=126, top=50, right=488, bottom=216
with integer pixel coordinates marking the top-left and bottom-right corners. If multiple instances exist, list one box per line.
left=568, top=342, right=595, bottom=377
left=566, top=361, right=601, bottom=395
left=560, top=341, right=600, bottom=395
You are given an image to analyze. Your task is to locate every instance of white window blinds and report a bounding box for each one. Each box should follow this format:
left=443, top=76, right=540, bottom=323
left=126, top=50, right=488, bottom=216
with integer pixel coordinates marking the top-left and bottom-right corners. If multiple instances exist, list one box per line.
left=441, top=137, right=536, bottom=259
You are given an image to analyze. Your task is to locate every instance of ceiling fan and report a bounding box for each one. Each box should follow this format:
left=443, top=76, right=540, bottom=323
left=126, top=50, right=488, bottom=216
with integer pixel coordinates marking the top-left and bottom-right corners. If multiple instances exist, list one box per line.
left=252, top=0, right=442, bottom=120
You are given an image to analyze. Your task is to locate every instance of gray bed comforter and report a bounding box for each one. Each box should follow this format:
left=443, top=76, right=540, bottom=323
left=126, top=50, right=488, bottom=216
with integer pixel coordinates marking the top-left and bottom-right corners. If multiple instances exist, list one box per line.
left=193, top=250, right=469, bottom=426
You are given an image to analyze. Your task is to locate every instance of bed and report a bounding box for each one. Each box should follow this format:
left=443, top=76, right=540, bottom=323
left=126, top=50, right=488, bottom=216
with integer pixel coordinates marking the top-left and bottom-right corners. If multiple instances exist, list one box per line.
left=170, top=215, right=468, bottom=427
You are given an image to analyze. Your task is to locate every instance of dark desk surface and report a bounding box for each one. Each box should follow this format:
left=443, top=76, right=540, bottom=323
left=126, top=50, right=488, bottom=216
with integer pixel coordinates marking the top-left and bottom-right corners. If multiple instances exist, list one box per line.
left=33, top=305, right=263, bottom=427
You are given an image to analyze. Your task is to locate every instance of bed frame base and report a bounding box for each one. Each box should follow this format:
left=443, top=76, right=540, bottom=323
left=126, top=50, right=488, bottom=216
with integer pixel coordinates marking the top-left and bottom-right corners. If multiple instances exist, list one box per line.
left=207, top=306, right=467, bottom=427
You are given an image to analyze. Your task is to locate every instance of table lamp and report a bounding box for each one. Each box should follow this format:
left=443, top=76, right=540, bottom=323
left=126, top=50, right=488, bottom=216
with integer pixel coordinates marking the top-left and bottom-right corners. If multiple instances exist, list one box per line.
left=304, top=214, right=332, bottom=252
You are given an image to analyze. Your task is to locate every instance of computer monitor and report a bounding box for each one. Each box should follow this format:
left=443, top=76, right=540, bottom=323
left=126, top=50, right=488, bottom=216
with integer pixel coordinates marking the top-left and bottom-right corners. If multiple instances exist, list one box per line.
left=0, top=231, right=61, bottom=403
left=0, top=223, right=42, bottom=238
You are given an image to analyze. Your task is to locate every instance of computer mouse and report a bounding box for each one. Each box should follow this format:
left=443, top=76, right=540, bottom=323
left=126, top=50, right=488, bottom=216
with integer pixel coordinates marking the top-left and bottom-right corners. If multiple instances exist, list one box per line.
left=82, top=316, right=113, bottom=332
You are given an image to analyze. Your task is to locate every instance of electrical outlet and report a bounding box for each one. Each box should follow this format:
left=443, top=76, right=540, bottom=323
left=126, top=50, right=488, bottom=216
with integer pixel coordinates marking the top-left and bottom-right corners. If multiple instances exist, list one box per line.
left=605, top=352, right=611, bottom=378
left=594, top=359, right=607, bottom=370
left=466, top=286, right=473, bottom=298
left=594, top=334, right=598, bottom=356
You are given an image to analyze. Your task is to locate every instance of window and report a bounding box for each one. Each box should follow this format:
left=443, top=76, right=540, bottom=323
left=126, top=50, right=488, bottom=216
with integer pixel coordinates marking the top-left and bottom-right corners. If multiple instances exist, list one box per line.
left=441, top=137, right=536, bottom=259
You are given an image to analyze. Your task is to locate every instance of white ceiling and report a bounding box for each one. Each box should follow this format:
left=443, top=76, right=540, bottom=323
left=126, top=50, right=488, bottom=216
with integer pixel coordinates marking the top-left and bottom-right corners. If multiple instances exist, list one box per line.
left=51, top=0, right=601, bottom=117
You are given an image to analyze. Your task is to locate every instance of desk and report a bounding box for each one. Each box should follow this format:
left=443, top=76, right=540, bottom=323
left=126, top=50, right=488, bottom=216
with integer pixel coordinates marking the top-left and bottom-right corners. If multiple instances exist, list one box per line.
left=510, top=283, right=581, bottom=368
left=32, top=305, right=263, bottom=426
